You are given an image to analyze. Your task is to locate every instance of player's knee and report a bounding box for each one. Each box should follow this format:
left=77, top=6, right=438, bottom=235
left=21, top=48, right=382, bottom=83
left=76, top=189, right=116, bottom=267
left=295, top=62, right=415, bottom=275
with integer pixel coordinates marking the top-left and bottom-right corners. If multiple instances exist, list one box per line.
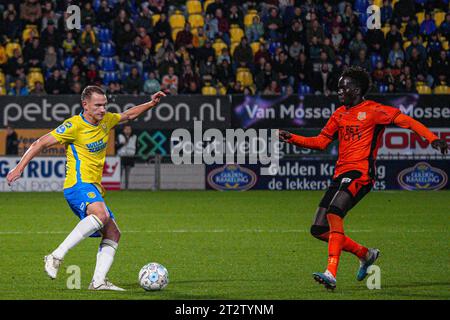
left=94, top=210, right=110, bottom=225
left=310, top=225, right=329, bottom=239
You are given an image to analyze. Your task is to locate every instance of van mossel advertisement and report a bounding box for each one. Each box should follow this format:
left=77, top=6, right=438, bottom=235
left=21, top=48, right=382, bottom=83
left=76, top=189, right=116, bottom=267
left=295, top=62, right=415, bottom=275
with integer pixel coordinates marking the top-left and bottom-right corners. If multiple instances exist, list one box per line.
left=206, top=160, right=449, bottom=191
left=0, top=157, right=121, bottom=191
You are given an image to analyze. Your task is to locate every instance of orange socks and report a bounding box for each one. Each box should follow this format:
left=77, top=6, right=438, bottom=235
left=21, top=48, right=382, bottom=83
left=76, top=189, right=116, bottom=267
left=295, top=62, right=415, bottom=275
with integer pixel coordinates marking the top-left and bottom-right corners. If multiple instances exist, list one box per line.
left=326, top=214, right=345, bottom=278
left=342, top=236, right=368, bottom=259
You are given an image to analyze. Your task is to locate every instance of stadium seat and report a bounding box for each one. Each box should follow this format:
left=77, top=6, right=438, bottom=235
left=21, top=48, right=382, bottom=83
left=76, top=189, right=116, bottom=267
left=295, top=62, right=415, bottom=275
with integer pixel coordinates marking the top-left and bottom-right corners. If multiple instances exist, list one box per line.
left=443, top=41, right=449, bottom=50
left=169, top=13, right=185, bottom=29
left=250, top=42, right=260, bottom=55
left=22, top=25, right=39, bottom=43
left=172, top=28, right=183, bottom=41
left=188, top=14, right=204, bottom=29
left=370, top=54, right=382, bottom=68
left=236, top=70, right=253, bottom=87
left=416, top=85, right=432, bottom=94
left=99, top=42, right=115, bottom=57
left=378, top=84, right=388, bottom=93
left=152, top=14, right=160, bottom=26
left=403, top=41, right=411, bottom=50
left=100, top=57, right=117, bottom=71
left=102, top=71, right=119, bottom=85
left=298, top=84, right=312, bottom=94
left=416, top=12, right=425, bottom=25
left=354, top=0, right=369, bottom=13
left=433, top=85, right=450, bottom=94
left=63, top=56, right=75, bottom=70
left=154, top=41, right=163, bottom=52
left=203, top=0, right=214, bottom=12
left=381, top=26, right=390, bottom=36
left=186, top=0, right=202, bottom=15
left=202, top=85, right=217, bottom=95
left=230, top=42, right=239, bottom=55
left=212, top=39, right=227, bottom=57
left=230, top=26, right=244, bottom=43
left=98, top=28, right=112, bottom=43
left=0, top=85, right=6, bottom=95
left=27, top=71, right=44, bottom=88
left=244, top=13, right=258, bottom=27
left=0, top=45, right=6, bottom=65
left=434, top=11, right=445, bottom=26
left=0, top=72, right=5, bottom=86
left=5, top=42, right=21, bottom=58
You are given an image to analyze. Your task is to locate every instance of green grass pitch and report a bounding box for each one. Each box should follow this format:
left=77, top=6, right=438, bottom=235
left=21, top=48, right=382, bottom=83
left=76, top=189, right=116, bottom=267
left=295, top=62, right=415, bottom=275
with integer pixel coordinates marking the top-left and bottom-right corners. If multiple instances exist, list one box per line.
left=0, top=190, right=448, bottom=300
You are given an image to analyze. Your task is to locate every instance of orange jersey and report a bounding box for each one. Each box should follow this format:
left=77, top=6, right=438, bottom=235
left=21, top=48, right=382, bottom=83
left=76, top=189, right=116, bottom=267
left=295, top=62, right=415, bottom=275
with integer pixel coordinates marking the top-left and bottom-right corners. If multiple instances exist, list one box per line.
left=289, top=100, right=439, bottom=180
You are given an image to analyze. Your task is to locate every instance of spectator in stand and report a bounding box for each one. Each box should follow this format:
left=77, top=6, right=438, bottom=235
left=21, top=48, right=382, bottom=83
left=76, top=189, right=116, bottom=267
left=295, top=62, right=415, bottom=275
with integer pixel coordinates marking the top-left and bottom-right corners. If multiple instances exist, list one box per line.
left=81, top=2, right=96, bottom=25
left=29, top=81, right=47, bottom=96
left=255, top=61, right=277, bottom=92
left=20, top=0, right=42, bottom=25
left=388, top=41, right=405, bottom=66
left=62, top=31, right=77, bottom=55
left=175, top=23, right=194, bottom=49
left=153, top=13, right=171, bottom=44
left=8, top=79, right=29, bottom=96
left=439, top=13, right=450, bottom=41
left=161, top=66, right=179, bottom=93
left=123, top=67, right=143, bottom=94
left=404, top=17, right=420, bottom=40
left=380, top=0, right=393, bottom=26
left=393, top=0, right=415, bottom=23
left=265, top=7, right=283, bottom=42
left=348, top=31, right=367, bottom=61
left=143, top=71, right=161, bottom=95
left=43, top=46, right=59, bottom=71
left=23, top=38, right=45, bottom=68
left=246, top=15, right=265, bottom=43
left=45, top=69, right=68, bottom=94
left=97, top=0, right=114, bottom=26
left=263, top=80, right=280, bottom=95
left=233, top=36, right=253, bottom=70
left=405, top=36, right=427, bottom=62
left=229, top=4, right=243, bottom=28
left=385, top=23, right=403, bottom=49
left=117, top=124, right=137, bottom=190
left=216, top=59, right=233, bottom=85
left=420, top=12, right=437, bottom=40
left=353, top=49, right=372, bottom=72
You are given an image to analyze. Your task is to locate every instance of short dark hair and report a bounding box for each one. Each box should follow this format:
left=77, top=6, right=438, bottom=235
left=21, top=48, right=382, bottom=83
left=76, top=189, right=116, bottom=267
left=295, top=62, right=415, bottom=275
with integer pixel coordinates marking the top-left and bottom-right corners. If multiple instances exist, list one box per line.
left=81, top=85, right=105, bottom=102
left=341, top=66, right=372, bottom=96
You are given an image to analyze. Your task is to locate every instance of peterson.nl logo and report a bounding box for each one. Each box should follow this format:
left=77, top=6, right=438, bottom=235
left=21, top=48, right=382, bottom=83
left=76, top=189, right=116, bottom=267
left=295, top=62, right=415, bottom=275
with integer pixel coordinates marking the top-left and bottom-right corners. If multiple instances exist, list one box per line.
left=207, top=164, right=257, bottom=191
left=397, top=162, right=448, bottom=191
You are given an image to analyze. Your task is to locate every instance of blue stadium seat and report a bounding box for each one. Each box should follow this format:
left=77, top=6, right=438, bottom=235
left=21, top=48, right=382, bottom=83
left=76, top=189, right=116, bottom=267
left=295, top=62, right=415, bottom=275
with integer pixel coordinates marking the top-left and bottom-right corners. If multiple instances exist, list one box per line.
left=298, top=84, right=311, bottom=94
left=63, top=56, right=74, bottom=70
left=98, top=28, right=112, bottom=43
left=354, top=0, right=369, bottom=13
left=103, top=71, right=118, bottom=84
left=93, top=0, right=101, bottom=12
left=379, top=84, right=388, bottom=93
left=370, top=54, right=382, bottom=68
left=99, top=42, right=115, bottom=57
left=100, top=57, right=117, bottom=71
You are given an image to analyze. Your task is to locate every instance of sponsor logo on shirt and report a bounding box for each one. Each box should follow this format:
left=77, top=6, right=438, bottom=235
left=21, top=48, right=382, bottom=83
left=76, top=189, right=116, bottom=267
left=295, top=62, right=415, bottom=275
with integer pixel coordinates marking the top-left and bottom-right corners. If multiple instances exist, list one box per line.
left=56, top=125, right=66, bottom=134
left=86, top=139, right=107, bottom=153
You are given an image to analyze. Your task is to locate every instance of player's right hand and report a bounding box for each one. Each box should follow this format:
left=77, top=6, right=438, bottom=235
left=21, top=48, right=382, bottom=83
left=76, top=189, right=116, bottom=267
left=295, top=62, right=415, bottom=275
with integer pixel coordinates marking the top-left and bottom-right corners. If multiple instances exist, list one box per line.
left=278, top=130, right=292, bottom=142
left=431, top=139, right=448, bottom=155
left=6, top=166, right=23, bottom=186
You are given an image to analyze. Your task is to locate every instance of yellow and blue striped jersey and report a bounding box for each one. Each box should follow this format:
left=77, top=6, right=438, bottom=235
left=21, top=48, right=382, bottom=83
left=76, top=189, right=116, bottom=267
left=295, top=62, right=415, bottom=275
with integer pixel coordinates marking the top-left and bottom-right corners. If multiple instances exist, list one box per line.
left=50, top=112, right=121, bottom=190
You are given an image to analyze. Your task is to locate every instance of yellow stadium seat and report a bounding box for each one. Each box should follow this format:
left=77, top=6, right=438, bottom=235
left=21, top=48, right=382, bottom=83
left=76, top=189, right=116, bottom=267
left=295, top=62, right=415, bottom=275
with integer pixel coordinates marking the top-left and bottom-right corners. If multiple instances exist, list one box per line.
left=202, top=86, right=217, bottom=95
left=230, top=42, right=239, bottom=55
left=0, top=86, right=6, bottom=96
left=169, top=13, right=185, bottom=29
left=433, top=85, right=450, bottom=94
left=434, top=11, right=445, bottom=26
left=403, top=41, right=411, bottom=50
left=172, top=28, right=183, bottom=41
left=22, top=25, right=39, bottom=43
left=416, top=12, right=425, bottom=25
left=152, top=14, right=160, bottom=26
left=374, top=0, right=382, bottom=6
left=212, top=40, right=227, bottom=56
left=250, top=42, right=260, bottom=55
left=0, top=46, right=7, bottom=65
left=248, top=9, right=258, bottom=15
left=27, top=71, right=44, bottom=88
left=188, top=14, right=204, bottom=29
left=416, top=85, right=432, bottom=94
left=244, top=13, right=258, bottom=27
left=5, top=42, right=21, bottom=58
left=381, top=26, right=390, bottom=36
left=443, top=41, right=449, bottom=50
left=400, top=22, right=407, bottom=34
left=218, top=84, right=227, bottom=95
left=186, top=0, right=202, bottom=15
left=236, top=70, right=253, bottom=87
left=230, top=26, right=244, bottom=43
left=154, top=41, right=163, bottom=52
left=203, top=0, right=214, bottom=12
left=0, top=72, right=5, bottom=86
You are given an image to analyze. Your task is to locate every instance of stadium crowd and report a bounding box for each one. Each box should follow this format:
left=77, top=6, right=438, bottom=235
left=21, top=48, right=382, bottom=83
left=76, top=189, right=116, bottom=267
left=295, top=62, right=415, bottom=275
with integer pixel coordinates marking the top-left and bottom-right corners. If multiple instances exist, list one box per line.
left=0, top=0, right=449, bottom=96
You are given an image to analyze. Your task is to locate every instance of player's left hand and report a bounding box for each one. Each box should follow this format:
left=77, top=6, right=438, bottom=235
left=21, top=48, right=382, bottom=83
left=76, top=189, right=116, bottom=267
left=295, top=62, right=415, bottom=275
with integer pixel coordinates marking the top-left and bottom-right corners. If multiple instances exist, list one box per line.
left=6, top=166, right=23, bottom=186
left=151, top=91, right=167, bottom=105
left=431, top=139, right=448, bottom=155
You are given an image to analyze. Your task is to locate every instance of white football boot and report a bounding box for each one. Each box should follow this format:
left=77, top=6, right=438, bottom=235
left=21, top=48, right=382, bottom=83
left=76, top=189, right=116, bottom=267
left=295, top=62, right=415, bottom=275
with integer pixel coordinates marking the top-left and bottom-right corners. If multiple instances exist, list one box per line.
left=44, top=254, right=63, bottom=279
left=88, top=279, right=125, bottom=291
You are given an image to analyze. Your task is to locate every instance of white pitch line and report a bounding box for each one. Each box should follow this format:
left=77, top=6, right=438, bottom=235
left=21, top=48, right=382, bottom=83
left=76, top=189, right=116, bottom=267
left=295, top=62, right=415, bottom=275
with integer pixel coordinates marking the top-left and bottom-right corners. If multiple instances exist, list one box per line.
left=0, top=229, right=446, bottom=235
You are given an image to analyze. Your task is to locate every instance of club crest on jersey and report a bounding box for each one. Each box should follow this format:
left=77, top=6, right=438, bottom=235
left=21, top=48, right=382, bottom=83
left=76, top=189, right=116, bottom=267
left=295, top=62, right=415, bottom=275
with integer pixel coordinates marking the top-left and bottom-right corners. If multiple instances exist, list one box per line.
left=101, top=123, right=107, bottom=133
left=87, top=192, right=96, bottom=199
left=56, top=125, right=66, bottom=134
left=65, top=121, right=73, bottom=128
left=357, top=112, right=366, bottom=120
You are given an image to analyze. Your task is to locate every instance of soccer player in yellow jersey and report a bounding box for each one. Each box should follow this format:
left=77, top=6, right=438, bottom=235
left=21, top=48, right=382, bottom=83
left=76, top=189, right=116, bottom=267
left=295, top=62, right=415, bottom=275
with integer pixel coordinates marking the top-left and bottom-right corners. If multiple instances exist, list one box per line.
left=6, top=86, right=166, bottom=291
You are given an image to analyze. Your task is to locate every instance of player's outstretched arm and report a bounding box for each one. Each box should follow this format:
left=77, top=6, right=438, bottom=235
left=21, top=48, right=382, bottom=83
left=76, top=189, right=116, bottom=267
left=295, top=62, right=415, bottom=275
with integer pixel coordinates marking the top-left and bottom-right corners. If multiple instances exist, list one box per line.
left=6, top=133, right=59, bottom=185
left=119, top=91, right=167, bottom=124
left=278, top=130, right=333, bottom=150
left=393, top=114, right=448, bottom=155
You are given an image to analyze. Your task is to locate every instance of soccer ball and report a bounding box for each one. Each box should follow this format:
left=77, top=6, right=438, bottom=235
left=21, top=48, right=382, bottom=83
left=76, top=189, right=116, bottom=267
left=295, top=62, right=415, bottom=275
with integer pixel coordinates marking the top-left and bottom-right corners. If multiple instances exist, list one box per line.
left=138, top=262, right=169, bottom=291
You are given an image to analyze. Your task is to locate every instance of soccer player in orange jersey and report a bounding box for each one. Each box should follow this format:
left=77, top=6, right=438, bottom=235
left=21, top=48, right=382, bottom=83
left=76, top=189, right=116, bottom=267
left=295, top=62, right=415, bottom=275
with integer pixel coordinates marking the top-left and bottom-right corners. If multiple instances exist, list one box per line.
left=278, top=66, right=448, bottom=290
